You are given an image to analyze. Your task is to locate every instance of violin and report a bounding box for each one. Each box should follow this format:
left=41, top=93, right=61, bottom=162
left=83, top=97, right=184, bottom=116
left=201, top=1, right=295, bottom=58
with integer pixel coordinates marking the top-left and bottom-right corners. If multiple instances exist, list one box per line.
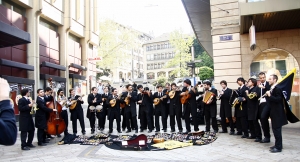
left=46, top=78, right=66, bottom=135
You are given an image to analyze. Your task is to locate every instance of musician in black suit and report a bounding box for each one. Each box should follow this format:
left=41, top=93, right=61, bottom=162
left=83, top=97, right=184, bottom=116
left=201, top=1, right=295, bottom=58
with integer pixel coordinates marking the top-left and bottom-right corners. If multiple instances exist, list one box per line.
left=265, top=74, right=288, bottom=153
left=98, top=86, right=109, bottom=131
left=163, top=83, right=171, bottom=122
left=235, top=77, right=249, bottom=138
left=18, top=88, right=35, bottom=150
left=44, top=87, right=54, bottom=139
left=35, top=89, right=56, bottom=146
left=169, top=83, right=183, bottom=133
left=258, top=72, right=271, bottom=143
left=57, top=89, right=69, bottom=136
left=202, top=81, right=218, bottom=133
left=107, top=88, right=122, bottom=133
left=152, top=85, right=168, bottom=132
left=245, top=78, right=260, bottom=139
left=121, top=84, right=138, bottom=133
left=180, top=79, right=198, bottom=133
left=137, top=85, right=153, bottom=133
left=218, top=80, right=234, bottom=134
left=87, top=87, right=102, bottom=134
left=69, top=88, right=86, bottom=135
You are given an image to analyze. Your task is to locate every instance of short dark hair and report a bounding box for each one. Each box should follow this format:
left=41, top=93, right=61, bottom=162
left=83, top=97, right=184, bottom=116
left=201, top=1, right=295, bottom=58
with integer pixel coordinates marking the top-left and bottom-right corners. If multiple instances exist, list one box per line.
left=248, top=78, right=257, bottom=86
left=271, top=74, right=278, bottom=82
left=144, top=87, right=149, bottom=91
left=69, top=88, right=74, bottom=93
left=237, top=77, right=245, bottom=84
left=37, top=88, right=43, bottom=94
left=220, top=80, right=227, bottom=86
left=183, top=79, right=191, bottom=85
left=91, top=87, right=97, bottom=91
left=112, top=88, right=117, bottom=92
left=258, top=72, right=265, bottom=76
left=165, top=83, right=170, bottom=86
left=45, top=87, right=52, bottom=92
left=137, top=85, right=143, bottom=89
left=171, top=83, right=176, bottom=87
left=57, top=88, right=63, bottom=95
left=156, top=84, right=163, bottom=88
left=203, top=81, right=211, bottom=87
left=126, top=84, right=132, bottom=89
left=21, top=88, right=29, bottom=96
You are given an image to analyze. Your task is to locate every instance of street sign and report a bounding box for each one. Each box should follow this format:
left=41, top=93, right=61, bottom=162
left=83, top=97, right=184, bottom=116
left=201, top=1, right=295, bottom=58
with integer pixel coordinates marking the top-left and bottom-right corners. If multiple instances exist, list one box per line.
left=187, top=62, right=195, bottom=68
left=88, top=57, right=102, bottom=61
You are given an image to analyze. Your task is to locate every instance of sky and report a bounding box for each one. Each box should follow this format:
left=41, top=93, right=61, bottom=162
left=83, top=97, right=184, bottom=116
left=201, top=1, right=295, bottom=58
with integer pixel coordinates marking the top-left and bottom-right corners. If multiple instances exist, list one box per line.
left=98, top=0, right=193, bottom=37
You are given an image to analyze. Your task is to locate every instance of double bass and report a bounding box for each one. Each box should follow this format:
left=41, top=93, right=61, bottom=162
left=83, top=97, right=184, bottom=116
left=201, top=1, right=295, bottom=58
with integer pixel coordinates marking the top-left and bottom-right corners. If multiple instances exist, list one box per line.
left=46, top=78, right=66, bottom=135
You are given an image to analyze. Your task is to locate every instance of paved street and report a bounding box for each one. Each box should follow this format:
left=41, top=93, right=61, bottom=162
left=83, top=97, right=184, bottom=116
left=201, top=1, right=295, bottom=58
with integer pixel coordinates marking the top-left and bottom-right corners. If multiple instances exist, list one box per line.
left=1, top=104, right=300, bottom=162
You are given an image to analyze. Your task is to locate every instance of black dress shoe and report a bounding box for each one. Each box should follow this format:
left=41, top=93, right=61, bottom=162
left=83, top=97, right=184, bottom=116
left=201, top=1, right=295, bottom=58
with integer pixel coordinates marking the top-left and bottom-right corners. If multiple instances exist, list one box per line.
left=27, top=144, right=36, bottom=148
left=21, top=146, right=30, bottom=150
left=219, top=131, right=228, bottom=133
left=270, top=148, right=282, bottom=153
left=118, top=130, right=122, bottom=133
left=270, top=146, right=283, bottom=149
left=122, top=128, right=125, bottom=131
left=100, top=128, right=104, bottom=131
left=91, top=130, right=95, bottom=134
left=155, top=130, right=160, bottom=133
left=148, top=130, right=152, bottom=133
left=135, top=130, right=138, bottom=133
left=45, top=139, right=50, bottom=142
left=184, top=130, right=191, bottom=134
left=47, top=135, right=54, bottom=139
left=82, top=131, right=86, bottom=135
left=229, top=131, right=235, bottom=135
left=260, top=138, right=270, bottom=143
left=247, top=136, right=256, bottom=139
left=126, top=130, right=131, bottom=133
left=254, top=138, right=262, bottom=142
left=241, top=135, right=249, bottom=138
left=38, top=143, right=47, bottom=146
left=214, top=130, right=219, bottom=133
left=235, top=132, right=243, bottom=135
left=42, top=140, right=49, bottom=143
left=163, top=129, right=167, bottom=132
left=108, top=130, right=113, bottom=133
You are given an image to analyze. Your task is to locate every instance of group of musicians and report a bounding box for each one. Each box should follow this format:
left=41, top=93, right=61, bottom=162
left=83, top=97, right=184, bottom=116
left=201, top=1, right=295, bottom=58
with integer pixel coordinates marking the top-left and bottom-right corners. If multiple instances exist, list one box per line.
left=18, top=71, right=286, bottom=153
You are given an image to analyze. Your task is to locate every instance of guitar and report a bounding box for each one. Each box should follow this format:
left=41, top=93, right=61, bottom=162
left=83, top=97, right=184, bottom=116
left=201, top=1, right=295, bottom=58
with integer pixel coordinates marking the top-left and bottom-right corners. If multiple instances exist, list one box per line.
left=69, top=94, right=85, bottom=110
left=120, top=134, right=148, bottom=150
left=180, top=90, right=191, bottom=104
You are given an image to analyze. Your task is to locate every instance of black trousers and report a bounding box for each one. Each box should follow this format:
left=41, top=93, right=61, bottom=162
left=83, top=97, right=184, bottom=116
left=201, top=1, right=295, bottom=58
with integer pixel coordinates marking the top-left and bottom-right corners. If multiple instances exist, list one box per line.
left=170, top=107, right=183, bottom=131
left=97, top=109, right=107, bottom=129
left=89, top=112, right=96, bottom=131
left=71, top=111, right=85, bottom=134
left=259, top=103, right=270, bottom=139
left=125, top=111, right=138, bottom=131
left=183, top=105, right=191, bottom=132
left=248, top=120, right=255, bottom=137
left=204, top=113, right=218, bottom=132
left=61, top=110, right=68, bottom=136
left=37, top=128, right=45, bottom=144
left=20, top=130, right=34, bottom=147
left=140, top=106, right=153, bottom=130
left=253, top=119, right=262, bottom=139
left=165, top=103, right=169, bottom=120
left=236, top=117, right=248, bottom=136
left=109, top=111, right=120, bottom=131
left=155, top=108, right=167, bottom=131
left=221, top=117, right=234, bottom=132
left=272, top=127, right=283, bottom=150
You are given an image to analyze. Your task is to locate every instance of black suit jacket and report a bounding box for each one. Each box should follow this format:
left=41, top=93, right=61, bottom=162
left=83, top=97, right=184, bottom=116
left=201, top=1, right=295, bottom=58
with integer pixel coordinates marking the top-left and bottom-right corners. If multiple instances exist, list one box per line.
left=203, top=88, right=218, bottom=117
left=120, top=91, right=138, bottom=117
left=18, top=97, right=34, bottom=131
left=235, top=85, right=249, bottom=117
left=101, top=93, right=110, bottom=109
left=266, top=87, right=288, bottom=128
left=246, top=86, right=259, bottom=120
left=219, top=88, right=233, bottom=118
left=107, top=95, right=121, bottom=121
left=86, top=93, right=102, bottom=118
left=35, top=96, right=53, bottom=129
left=169, top=91, right=182, bottom=116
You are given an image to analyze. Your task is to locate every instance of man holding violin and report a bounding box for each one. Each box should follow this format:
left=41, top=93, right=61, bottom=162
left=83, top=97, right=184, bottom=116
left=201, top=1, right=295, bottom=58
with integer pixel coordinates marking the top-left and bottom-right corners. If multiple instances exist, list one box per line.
left=87, top=87, right=102, bottom=134
left=137, top=85, right=153, bottom=133
left=69, top=88, right=86, bottom=135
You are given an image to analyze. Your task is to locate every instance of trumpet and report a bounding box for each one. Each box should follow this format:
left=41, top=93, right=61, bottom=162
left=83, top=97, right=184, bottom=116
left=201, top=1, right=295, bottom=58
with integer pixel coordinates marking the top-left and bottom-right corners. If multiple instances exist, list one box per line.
left=247, top=92, right=257, bottom=99
left=28, top=97, right=38, bottom=114
left=231, top=98, right=239, bottom=109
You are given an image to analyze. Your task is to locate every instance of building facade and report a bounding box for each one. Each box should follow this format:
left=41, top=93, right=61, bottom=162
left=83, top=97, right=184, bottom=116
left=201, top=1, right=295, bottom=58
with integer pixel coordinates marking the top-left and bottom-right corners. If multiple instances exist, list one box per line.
left=143, top=33, right=176, bottom=82
left=182, top=0, right=300, bottom=118
left=0, top=0, right=99, bottom=120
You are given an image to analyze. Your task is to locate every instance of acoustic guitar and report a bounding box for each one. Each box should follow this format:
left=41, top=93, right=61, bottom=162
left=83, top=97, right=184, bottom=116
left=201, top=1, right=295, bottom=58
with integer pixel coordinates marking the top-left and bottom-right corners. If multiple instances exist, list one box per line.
left=180, top=90, right=191, bottom=104
left=69, top=94, right=85, bottom=110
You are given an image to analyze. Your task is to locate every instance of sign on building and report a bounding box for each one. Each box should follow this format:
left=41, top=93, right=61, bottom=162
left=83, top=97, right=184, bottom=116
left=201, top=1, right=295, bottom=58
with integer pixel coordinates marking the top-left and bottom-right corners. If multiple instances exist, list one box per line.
left=219, top=35, right=233, bottom=41
left=88, top=57, right=102, bottom=61
left=249, top=24, right=256, bottom=51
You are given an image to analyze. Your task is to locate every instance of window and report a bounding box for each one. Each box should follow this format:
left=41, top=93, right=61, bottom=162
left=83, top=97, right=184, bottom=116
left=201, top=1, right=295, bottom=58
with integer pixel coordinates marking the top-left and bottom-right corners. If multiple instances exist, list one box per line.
left=147, top=55, right=150, bottom=60
left=161, top=53, right=165, bottom=59
left=154, top=64, right=157, bottom=69
left=40, top=18, right=58, bottom=32
left=153, top=45, right=156, bottom=50
left=150, top=64, right=153, bottom=69
left=0, top=0, right=26, bottom=16
left=157, top=45, right=160, bottom=50
left=154, top=54, right=157, bottom=60
left=157, top=54, right=161, bottom=60
left=150, top=54, right=154, bottom=60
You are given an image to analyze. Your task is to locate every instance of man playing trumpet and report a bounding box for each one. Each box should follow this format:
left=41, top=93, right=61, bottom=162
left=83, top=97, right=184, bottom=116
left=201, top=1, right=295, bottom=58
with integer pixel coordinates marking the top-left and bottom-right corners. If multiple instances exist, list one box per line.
left=107, top=88, right=122, bottom=133
left=87, top=87, right=102, bottom=134
left=18, top=88, right=35, bottom=150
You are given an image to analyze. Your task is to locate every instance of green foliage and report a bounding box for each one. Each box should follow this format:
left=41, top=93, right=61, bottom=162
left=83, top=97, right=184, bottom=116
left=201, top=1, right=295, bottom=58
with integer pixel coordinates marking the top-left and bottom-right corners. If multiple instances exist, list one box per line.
left=164, top=30, right=194, bottom=77
left=195, top=51, right=214, bottom=69
left=199, top=66, right=214, bottom=80
left=154, top=75, right=167, bottom=86
left=97, top=19, right=138, bottom=73
left=193, top=39, right=205, bottom=58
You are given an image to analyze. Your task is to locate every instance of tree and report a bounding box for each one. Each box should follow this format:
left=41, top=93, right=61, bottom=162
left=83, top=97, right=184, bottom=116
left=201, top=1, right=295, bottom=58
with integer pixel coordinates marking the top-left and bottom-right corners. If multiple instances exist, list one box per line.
left=195, top=51, right=214, bottom=69
left=97, top=19, right=138, bottom=78
left=154, top=75, right=167, bottom=86
left=164, top=30, right=194, bottom=77
left=199, top=66, right=214, bottom=80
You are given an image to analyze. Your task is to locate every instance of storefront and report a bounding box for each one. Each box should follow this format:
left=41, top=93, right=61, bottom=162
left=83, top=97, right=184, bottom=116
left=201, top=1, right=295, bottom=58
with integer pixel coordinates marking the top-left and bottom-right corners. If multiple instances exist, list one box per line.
left=69, top=73, right=87, bottom=96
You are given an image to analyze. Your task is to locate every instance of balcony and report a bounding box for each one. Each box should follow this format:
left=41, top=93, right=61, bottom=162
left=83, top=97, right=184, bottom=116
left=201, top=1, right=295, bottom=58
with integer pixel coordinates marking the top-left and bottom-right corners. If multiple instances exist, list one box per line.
left=70, top=18, right=85, bottom=38
left=40, top=0, right=63, bottom=25
left=240, top=0, right=300, bottom=34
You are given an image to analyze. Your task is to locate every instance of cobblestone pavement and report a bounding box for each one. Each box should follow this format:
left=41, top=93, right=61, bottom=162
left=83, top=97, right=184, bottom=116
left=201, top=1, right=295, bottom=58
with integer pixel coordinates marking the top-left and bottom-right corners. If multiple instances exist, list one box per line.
left=1, top=104, right=300, bottom=162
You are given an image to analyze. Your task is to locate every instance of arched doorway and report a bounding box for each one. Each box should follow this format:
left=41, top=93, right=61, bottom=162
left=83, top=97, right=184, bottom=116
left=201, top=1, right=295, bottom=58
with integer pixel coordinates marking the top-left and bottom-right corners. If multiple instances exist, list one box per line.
left=147, top=72, right=155, bottom=79
left=250, top=48, right=300, bottom=118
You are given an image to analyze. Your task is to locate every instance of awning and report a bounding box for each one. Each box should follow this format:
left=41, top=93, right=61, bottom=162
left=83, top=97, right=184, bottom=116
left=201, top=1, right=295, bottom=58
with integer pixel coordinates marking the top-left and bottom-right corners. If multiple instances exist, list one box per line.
left=0, top=59, right=34, bottom=71
left=0, top=75, right=34, bottom=85
left=0, top=20, right=31, bottom=48
left=69, top=63, right=87, bottom=71
left=40, top=74, right=66, bottom=82
left=69, top=73, right=86, bottom=80
left=41, top=61, right=66, bottom=71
